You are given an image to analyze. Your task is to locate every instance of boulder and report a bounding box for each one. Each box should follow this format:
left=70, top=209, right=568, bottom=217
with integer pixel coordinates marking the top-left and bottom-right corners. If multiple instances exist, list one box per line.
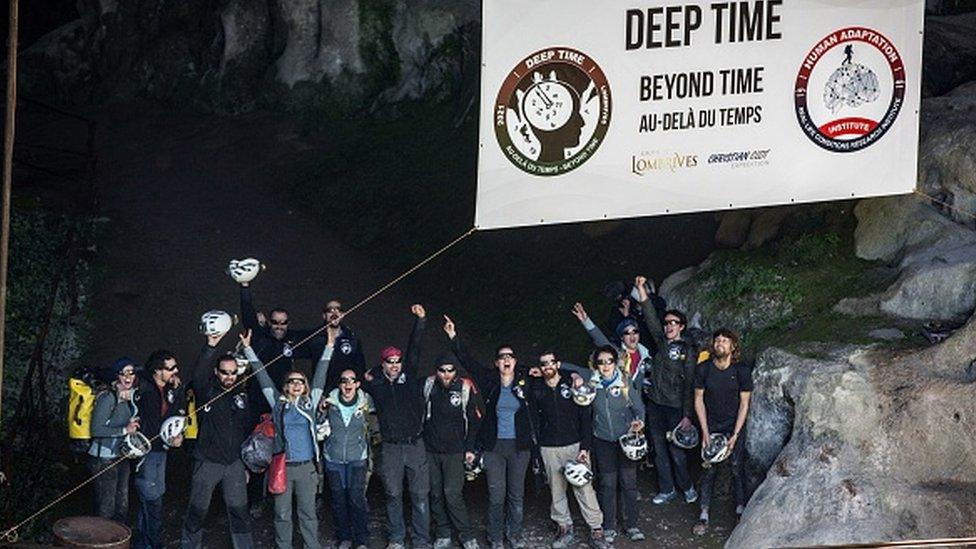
left=714, top=210, right=752, bottom=249
left=659, top=265, right=698, bottom=302
left=918, top=92, right=976, bottom=227
left=743, top=206, right=797, bottom=250
left=729, top=329, right=976, bottom=547
left=868, top=328, right=906, bottom=341
left=877, top=244, right=976, bottom=322
left=853, top=196, right=974, bottom=263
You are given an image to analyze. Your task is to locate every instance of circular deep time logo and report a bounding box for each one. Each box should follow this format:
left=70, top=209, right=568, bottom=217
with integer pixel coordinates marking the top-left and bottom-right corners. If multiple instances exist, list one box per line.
left=494, top=47, right=612, bottom=176
left=794, top=27, right=906, bottom=153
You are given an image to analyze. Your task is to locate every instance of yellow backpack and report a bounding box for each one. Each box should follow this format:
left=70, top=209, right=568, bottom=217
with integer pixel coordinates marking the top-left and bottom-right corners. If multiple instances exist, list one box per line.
left=67, top=366, right=109, bottom=452
left=184, top=388, right=199, bottom=439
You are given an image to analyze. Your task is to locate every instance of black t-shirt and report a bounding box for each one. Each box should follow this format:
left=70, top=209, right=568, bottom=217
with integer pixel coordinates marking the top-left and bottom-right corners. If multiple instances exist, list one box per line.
left=694, top=360, right=753, bottom=433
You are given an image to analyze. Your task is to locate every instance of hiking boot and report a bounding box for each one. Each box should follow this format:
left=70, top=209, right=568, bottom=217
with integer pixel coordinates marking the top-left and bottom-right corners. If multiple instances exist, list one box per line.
left=433, top=538, right=453, bottom=549
left=684, top=487, right=699, bottom=503
left=333, top=542, right=351, bottom=549
left=507, top=535, right=526, bottom=549
left=589, top=528, right=608, bottom=549
left=693, top=519, right=708, bottom=536
left=489, top=542, right=504, bottom=549
left=551, top=524, right=574, bottom=549
left=462, top=540, right=481, bottom=549
left=603, top=530, right=617, bottom=544
left=414, top=543, right=432, bottom=549
left=652, top=490, right=676, bottom=504
left=386, top=543, right=406, bottom=549
left=626, top=527, right=645, bottom=541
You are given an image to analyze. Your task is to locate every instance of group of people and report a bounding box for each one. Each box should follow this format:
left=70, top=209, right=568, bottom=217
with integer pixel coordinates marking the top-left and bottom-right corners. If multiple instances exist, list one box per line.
left=82, top=271, right=753, bottom=549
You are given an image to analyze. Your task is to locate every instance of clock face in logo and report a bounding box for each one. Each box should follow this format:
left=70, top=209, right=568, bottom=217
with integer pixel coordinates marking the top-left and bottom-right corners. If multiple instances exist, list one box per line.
left=494, top=47, right=612, bottom=176
left=523, top=80, right=578, bottom=131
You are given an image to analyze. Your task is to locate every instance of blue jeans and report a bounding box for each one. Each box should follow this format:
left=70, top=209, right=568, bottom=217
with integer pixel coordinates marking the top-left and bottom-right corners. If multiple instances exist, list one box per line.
left=325, top=460, right=369, bottom=546
left=134, top=451, right=167, bottom=549
left=648, top=401, right=692, bottom=494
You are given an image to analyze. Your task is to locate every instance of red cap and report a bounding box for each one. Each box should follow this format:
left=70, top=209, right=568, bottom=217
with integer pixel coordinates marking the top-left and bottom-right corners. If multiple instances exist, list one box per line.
left=380, top=346, right=402, bottom=361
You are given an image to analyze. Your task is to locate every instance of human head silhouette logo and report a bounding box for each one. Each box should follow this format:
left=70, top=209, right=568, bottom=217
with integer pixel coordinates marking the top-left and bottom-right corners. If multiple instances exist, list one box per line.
left=494, top=47, right=611, bottom=176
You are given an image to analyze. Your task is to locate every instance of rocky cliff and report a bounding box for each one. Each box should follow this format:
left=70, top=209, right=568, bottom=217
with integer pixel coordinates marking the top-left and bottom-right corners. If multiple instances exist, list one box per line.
left=20, top=0, right=479, bottom=113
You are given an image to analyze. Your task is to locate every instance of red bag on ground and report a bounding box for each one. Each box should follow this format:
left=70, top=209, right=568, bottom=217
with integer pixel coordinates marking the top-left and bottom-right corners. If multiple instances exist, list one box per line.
left=267, top=453, right=287, bottom=494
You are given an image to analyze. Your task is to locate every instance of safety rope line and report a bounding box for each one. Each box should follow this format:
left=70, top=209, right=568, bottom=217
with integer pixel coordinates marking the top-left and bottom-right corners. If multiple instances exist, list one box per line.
left=0, top=226, right=478, bottom=543
left=789, top=534, right=976, bottom=548
left=914, top=188, right=976, bottom=223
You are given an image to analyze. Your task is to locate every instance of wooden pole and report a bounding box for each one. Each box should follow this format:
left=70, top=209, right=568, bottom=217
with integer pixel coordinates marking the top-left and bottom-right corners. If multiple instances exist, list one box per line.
left=1, top=0, right=21, bottom=450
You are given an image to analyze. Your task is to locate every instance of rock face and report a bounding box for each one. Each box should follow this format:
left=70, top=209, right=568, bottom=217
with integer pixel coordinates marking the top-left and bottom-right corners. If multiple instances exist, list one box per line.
left=20, top=0, right=479, bottom=112
left=731, top=329, right=976, bottom=547
left=922, top=12, right=976, bottom=97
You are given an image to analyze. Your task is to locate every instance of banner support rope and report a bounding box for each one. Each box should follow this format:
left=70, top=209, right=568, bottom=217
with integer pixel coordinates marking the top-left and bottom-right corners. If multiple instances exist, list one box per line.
left=0, top=226, right=478, bottom=543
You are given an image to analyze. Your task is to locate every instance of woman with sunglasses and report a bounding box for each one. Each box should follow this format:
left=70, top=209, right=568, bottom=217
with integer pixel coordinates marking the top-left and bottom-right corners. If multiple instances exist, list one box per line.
left=88, top=357, right=141, bottom=522
left=243, top=325, right=335, bottom=549
left=587, top=345, right=646, bottom=543
left=445, top=315, right=535, bottom=549
left=319, top=368, right=375, bottom=549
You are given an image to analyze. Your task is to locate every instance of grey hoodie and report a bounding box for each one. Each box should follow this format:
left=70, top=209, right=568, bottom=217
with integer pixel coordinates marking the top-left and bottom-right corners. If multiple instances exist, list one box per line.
left=321, top=388, right=374, bottom=464
left=590, top=369, right=645, bottom=442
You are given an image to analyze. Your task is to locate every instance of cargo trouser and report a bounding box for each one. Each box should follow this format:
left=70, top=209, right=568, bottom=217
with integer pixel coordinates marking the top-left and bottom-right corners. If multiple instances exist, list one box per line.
left=273, top=461, right=320, bottom=549
left=380, top=439, right=430, bottom=544
left=540, top=443, right=603, bottom=530
left=88, top=456, right=131, bottom=523
left=134, top=451, right=166, bottom=549
left=428, top=452, right=476, bottom=543
left=181, top=459, right=253, bottom=549
left=484, top=439, right=530, bottom=544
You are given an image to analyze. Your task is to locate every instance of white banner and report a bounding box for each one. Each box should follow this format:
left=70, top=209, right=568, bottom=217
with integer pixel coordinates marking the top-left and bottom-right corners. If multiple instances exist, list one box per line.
left=475, top=0, right=924, bottom=229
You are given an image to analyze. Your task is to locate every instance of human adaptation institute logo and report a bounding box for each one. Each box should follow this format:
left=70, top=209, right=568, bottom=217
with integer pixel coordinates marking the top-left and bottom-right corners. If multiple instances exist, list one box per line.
left=494, top=47, right=611, bottom=176
left=794, top=27, right=906, bottom=153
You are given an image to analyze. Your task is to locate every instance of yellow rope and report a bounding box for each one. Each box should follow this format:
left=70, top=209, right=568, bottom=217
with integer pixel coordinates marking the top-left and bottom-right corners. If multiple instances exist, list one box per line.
left=0, top=226, right=477, bottom=542
left=914, top=188, right=976, bottom=223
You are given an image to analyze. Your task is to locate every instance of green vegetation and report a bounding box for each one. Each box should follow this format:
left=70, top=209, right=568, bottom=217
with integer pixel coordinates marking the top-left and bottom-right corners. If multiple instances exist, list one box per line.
left=672, top=216, right=903, bottom=358
left=1, top=199, right=97, bottom=539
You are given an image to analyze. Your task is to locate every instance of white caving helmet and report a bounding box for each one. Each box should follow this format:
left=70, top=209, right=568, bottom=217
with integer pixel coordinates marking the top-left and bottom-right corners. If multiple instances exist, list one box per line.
left=667, top=423, right=700, bottom=450
left=464, top=453, right=484, bottom=481
left=159, top=415, right=187, bottom=447
left=619, top=432, right=648, bottom=462
left=119, top=431, right=152, bottom=459
left=227, top=258, right=265, bottom=284
left=572, top=384, right=597, bottom=406
left=563, top=460, right=593, bottom=487
left=701, top=433, right=731, bottom=468
left=199, top=310, right=234, bottom=336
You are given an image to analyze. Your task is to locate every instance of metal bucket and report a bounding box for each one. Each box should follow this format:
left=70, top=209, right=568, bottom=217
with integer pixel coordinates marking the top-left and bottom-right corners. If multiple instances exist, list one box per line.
left=52, top=517, right=130, bottom=549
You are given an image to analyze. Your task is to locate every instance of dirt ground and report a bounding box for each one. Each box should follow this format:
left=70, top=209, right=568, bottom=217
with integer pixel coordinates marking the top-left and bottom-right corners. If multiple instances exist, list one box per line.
left=55, top=102, right=736, bottom=548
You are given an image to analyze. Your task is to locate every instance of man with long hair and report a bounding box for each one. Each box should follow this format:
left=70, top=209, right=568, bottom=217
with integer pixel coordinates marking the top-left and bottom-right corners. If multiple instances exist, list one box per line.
left=693, top=328, right=753, bottom=535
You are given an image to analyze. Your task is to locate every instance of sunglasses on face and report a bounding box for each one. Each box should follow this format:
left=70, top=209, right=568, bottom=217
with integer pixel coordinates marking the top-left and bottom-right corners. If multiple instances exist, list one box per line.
left=539, top=359, right=556, bottom=367
left=119, top=369, right=136, bottom=377
left=622, top=329, right=639, bottom=336
left=595, top=358, right=615, bottom=366
left=664, top=319, right=682, bottom=326
left=286, top=378, right=306, bottom=385
left=437, top=366, right=456, bottom=374
left=162, top=364, right=179, bottom=372
left=217, top=369, right=238, bottom=377
left=496, top=352, right=515, bottom=360
left=270, top=319, right=288, bottom=326
left=385, top=358, right=402, bottom=365
left=325, top=306, right=342, bottom=313
left=340, top=377, right=358, bottom=384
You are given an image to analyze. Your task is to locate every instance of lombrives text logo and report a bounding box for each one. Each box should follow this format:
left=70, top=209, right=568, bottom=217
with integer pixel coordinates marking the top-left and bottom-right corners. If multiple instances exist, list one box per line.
left=631, top=151, right=698, bottom=176
left=494, top=47, right=612, bottom=176
left=794, top=27, right=905, bottom=153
